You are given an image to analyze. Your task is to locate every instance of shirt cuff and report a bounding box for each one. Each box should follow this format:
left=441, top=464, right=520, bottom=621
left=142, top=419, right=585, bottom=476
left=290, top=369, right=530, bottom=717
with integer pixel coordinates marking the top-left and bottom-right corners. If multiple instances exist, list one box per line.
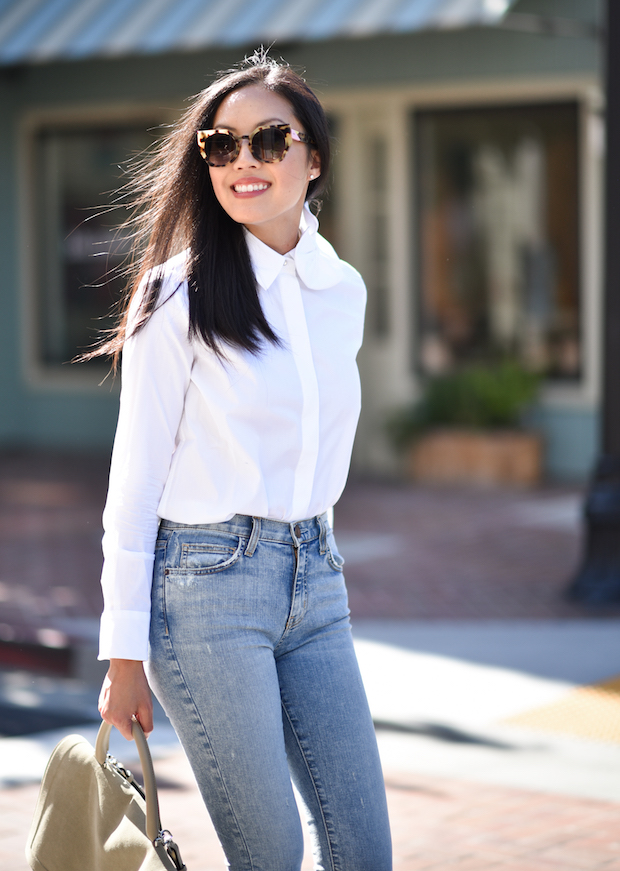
left=98, top=610, right=151, bottom=661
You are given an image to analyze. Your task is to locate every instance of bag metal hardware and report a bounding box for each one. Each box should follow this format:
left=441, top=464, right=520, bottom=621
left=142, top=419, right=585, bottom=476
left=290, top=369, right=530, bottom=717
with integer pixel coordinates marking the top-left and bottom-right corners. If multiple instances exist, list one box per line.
left=105, top=752, right=146, bottom=800
left=154, top=829, right=186, bottom=870
left=105, top=752, right=186, bottom=870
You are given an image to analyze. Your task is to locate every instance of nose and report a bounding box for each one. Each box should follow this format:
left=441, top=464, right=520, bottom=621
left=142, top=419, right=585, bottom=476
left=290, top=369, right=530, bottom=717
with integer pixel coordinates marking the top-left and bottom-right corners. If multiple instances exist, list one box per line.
left=235, top=135, right=258, bottom=166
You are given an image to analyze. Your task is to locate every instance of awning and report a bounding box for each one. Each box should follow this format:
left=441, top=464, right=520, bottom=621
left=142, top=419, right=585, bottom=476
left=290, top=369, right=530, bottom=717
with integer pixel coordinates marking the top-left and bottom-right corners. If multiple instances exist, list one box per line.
left=0, top=0, right=514, bottom=66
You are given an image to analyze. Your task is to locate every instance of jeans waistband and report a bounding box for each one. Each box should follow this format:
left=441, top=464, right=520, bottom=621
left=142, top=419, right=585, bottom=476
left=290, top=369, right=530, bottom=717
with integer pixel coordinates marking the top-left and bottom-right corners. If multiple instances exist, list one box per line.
left=159, top=512, right=330, bottom=550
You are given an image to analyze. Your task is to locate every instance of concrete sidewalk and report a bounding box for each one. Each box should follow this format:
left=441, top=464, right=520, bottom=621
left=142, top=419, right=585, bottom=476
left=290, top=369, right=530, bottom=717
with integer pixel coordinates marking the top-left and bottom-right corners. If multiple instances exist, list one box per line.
left=2, top=452, right=620, bottom=869
left=2, top=620, right=620, bottom=798
left=3, top=618, right=620, bottom=869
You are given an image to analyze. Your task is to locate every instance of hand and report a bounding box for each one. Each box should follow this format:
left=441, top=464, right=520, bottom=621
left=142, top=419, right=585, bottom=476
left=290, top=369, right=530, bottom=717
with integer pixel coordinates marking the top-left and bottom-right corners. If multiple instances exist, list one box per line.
left=98, top=659, right=153, bottom=740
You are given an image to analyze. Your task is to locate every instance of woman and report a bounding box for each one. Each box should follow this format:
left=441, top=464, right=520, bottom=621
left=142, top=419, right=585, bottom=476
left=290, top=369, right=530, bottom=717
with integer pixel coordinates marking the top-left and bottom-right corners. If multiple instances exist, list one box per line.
left=97, top=51, right=392, bottom=871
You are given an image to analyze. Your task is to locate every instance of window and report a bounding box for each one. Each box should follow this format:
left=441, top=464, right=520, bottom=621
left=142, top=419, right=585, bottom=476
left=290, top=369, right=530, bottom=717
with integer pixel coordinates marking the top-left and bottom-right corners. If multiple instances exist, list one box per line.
left=415, top=102, right=580, bottom=379
left=33, top=124, right=157, bottom=370
left=311, top=114, right=340, bottom=252
left=365, top=136, right=390, bottom=338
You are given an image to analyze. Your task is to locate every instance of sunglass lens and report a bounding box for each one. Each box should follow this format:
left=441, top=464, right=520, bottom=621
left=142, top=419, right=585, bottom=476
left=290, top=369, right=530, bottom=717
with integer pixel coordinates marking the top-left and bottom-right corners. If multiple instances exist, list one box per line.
left=252, top=128, right=287, bottom=162
left=206, top=133, right=237, bottom=165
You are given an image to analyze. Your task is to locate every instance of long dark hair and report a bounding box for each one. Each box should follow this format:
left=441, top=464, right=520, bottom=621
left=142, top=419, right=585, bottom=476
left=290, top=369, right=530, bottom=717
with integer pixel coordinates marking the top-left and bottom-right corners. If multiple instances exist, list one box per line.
left=91, top=51, right=331, bottom=365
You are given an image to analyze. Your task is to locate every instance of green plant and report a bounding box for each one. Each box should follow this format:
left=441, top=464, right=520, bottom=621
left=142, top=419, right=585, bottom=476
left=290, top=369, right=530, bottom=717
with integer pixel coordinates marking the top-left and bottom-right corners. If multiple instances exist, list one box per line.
left=387, top=361, right=540, bottom=450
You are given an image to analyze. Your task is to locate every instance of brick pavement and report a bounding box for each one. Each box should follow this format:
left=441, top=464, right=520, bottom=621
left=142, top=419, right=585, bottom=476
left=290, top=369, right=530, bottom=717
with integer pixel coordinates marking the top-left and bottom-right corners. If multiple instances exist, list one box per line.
left=2, top=450, right=620, bottom=870
left=4, top=752, right=620, bottom=870
left=0, top=451, right=108, bottom=650
left=0, top=450, right=610, bottom=655
left=336, top=480, right=610, bottom=620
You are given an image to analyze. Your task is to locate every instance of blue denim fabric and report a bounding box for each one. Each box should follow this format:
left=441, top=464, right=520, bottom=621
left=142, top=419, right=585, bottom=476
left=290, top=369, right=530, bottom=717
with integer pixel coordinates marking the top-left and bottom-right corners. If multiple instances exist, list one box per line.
left=147, top=513, right=392, bottom=871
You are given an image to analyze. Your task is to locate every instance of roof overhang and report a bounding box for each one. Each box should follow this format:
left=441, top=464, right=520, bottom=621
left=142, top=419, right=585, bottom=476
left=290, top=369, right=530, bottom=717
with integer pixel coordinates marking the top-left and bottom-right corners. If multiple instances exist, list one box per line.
left=0, top=0, right=516, bottom=67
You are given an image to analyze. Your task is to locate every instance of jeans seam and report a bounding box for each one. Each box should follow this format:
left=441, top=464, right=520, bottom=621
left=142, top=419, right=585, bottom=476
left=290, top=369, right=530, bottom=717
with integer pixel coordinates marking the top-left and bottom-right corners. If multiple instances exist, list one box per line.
left=285, top=545, right=308, bottom=631
left=163, top=633, right=256, bottom=870
left=280, top=699, right=337, bottom=871
left=155, top=540, right=170, bottom=636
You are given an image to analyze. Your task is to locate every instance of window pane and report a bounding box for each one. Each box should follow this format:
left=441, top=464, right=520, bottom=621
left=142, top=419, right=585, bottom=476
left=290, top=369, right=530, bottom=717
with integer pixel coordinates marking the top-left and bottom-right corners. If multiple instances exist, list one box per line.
left=415, top=103, right=580, bottom=379
left=366, top=136, right=390, bottom=338
left=35, top=125, right=156, bottom=367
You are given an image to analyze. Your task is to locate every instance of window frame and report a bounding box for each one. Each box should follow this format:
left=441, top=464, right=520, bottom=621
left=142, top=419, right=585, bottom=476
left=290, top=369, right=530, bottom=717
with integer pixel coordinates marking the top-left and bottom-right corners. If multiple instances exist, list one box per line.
left=19, top=102, right=177, bottom=391
left=323, top=77, right=603, bottom=415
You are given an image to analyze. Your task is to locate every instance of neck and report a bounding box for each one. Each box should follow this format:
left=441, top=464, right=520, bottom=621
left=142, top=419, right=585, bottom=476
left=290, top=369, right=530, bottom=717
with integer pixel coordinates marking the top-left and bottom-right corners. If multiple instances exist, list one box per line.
left=244, top=203, right=305, bottom=255
left=246, top=225, right=300, bottom=255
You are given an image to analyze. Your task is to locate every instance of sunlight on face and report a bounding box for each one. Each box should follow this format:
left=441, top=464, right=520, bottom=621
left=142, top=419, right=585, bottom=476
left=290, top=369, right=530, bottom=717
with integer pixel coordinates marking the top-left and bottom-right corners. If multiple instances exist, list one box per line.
left=208, top=84, right=320, bottom=254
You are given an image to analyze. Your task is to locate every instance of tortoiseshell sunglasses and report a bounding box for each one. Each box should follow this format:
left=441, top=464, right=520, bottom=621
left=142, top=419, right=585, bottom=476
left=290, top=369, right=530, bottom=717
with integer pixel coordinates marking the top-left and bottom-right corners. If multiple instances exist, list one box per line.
left=197, top=124, right=315, bottom=166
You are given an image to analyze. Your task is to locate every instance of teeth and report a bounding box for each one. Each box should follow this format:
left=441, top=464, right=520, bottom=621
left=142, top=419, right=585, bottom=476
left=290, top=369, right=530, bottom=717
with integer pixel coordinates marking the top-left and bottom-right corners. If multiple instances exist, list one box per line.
left=234, top=183, right=269, bottom=193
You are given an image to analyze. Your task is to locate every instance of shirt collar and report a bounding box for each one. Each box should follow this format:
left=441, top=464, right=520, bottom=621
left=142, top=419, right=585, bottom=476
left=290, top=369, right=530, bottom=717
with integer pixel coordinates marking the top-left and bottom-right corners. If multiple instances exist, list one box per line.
left=244, top=204, right=346, bottom=291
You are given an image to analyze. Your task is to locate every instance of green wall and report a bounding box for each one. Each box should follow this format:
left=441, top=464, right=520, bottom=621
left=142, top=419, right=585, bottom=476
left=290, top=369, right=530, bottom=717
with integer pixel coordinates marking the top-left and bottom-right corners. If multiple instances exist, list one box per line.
left=527, top=406, right=600, bottom=482
left=0, top=1, right=602, bottom=473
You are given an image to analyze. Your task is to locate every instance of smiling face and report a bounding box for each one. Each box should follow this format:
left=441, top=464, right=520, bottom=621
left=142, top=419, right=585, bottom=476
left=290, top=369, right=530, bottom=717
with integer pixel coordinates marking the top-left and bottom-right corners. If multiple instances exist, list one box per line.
left=208, top=84, right=320, bottom=254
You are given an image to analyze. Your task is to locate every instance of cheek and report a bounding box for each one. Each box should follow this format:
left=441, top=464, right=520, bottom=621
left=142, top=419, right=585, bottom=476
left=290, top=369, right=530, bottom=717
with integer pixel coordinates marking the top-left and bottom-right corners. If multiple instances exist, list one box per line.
left=208, top=172, right=229, bottom=208
left=208, top=171, right=220, bottom=194
left=280, top=158, right=311, bottom=186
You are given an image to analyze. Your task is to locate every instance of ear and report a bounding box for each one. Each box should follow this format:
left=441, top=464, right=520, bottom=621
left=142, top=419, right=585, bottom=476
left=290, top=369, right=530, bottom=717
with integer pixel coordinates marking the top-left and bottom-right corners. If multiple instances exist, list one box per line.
left=308, top=149, right=321, bottom=180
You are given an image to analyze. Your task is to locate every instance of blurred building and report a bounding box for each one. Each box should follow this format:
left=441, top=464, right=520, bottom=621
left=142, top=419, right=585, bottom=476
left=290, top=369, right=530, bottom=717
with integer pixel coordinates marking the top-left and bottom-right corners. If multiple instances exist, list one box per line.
left=0, top=0, right=603, bottom=480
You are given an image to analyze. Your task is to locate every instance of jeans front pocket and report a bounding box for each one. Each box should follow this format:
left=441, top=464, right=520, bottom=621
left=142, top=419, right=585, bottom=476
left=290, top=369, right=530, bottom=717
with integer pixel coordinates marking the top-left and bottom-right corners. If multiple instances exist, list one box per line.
left=181, top=539, right=242, bottom=572
left=164, top=529, right=243, bottom=586
left=326, top=530, right=345, bottom=572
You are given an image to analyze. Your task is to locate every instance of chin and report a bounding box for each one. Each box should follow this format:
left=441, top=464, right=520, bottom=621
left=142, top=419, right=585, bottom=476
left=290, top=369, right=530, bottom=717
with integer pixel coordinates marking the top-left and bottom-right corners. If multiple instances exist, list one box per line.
left=223, top=200, right=267, bottom=225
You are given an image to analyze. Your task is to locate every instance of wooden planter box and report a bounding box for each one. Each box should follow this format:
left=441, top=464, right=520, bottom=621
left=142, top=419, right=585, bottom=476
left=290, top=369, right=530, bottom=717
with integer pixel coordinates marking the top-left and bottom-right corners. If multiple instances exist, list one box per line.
left=407, top=429, right=543, bottom=487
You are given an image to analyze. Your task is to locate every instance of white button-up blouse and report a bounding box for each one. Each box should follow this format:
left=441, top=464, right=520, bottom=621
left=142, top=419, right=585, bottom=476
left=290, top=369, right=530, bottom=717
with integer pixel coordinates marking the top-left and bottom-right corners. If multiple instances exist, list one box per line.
left=99, top=206, right=366, bottom=661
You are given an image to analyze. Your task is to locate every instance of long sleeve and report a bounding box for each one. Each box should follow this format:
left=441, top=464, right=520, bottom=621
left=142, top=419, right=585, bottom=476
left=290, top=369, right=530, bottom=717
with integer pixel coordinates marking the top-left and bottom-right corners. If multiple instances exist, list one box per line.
left=99, top=269, right=193, bottom=660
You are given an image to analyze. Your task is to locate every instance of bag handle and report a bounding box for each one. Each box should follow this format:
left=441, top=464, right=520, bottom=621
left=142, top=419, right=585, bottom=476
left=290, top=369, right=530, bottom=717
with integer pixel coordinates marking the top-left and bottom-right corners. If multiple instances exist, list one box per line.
left=94, top=718, right=161, bottom=843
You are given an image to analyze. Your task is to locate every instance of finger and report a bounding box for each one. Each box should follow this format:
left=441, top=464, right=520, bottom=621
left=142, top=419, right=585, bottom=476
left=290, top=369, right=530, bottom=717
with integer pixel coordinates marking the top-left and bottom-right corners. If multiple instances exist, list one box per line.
left=97, top=681, right=109, bottom=714
left=98, top=706, right=134, bottom=741
left=113, top=715, right=136, bottom=741
left=135, top=703, right=154, bottom=737
left=98, top=693, right=136, bottom=741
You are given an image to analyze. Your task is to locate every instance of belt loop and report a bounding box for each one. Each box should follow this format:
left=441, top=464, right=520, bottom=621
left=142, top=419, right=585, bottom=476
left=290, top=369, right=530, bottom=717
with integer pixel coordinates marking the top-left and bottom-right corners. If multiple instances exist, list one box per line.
left=318, top=513, right=328, bottom=554
left=245, top=517, right=261, bottom=557
left=290, top=522, right=300, bottom=548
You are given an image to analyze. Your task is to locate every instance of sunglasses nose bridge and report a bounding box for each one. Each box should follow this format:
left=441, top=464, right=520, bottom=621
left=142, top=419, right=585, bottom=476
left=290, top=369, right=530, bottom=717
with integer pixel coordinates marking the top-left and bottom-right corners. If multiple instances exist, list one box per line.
left=233, top=133, right=259, bottom=165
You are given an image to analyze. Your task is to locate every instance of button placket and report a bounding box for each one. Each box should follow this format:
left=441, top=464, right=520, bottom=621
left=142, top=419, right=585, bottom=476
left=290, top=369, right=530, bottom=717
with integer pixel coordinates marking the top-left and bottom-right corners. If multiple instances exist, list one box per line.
left=279, top=270, right=320, bottom=521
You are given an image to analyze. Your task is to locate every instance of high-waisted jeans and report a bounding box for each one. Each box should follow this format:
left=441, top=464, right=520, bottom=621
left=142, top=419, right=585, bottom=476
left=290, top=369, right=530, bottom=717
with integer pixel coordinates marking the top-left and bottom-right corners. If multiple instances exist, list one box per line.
left=147, top=513, right=392, bottom=871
